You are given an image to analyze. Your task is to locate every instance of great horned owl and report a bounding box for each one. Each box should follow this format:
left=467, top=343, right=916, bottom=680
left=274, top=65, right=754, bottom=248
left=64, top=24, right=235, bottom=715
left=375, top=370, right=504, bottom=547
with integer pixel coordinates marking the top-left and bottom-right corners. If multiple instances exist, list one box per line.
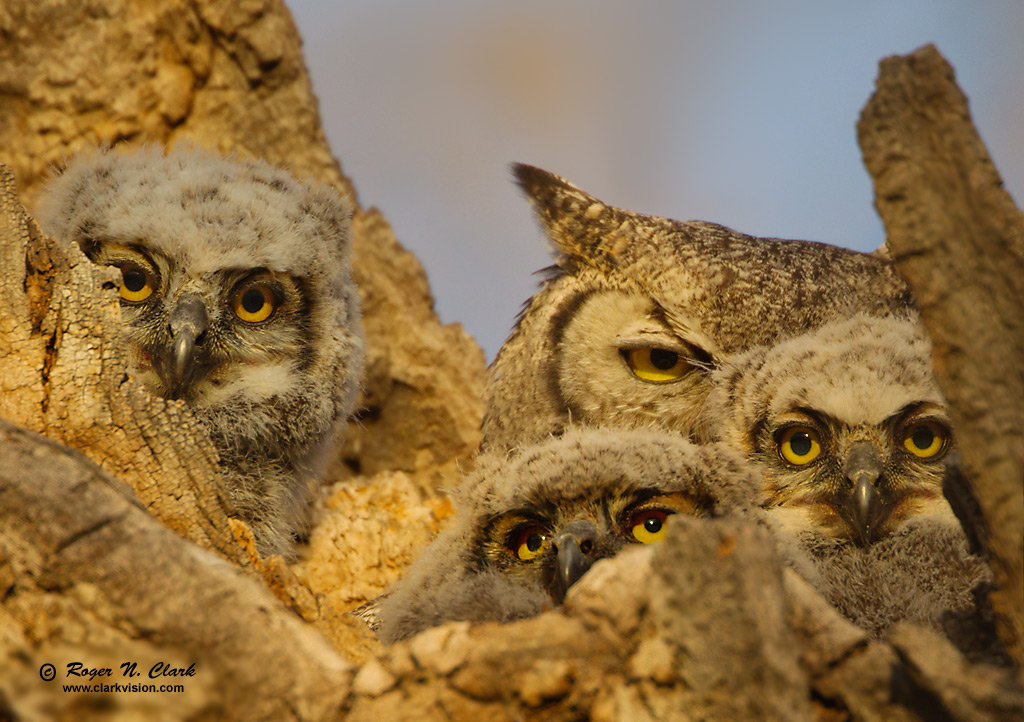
left=37, top=145, right=364, bottom=559
left=705, top=314, right=955, bottom=544
left=369, top=429, right=760, bottom=644
left=482, top=164, right=915, bottom=454
left=704, top=315, right=989, bottom=638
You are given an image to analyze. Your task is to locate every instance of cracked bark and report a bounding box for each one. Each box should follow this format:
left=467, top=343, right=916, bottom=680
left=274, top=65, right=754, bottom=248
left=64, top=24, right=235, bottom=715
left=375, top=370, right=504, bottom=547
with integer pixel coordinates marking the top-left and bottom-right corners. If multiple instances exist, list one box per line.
left=0, top=419, right=350, bottom=721
left=858, top=43, right=1024, bottom=666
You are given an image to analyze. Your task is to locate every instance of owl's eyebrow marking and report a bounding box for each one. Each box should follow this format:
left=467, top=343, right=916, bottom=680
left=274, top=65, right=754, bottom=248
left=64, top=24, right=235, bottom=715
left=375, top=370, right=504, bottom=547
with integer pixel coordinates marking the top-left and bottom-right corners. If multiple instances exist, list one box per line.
left=889, top=400, right=946, bottom=425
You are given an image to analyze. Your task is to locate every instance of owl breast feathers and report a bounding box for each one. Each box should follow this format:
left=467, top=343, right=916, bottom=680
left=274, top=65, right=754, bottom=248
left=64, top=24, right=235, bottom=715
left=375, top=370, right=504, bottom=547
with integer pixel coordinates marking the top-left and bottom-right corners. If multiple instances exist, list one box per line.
left=36, top=145, right=364, bottom=558
left=483, top=164, right=916, bottom=455
left=369, top=428, right=761, bottom=644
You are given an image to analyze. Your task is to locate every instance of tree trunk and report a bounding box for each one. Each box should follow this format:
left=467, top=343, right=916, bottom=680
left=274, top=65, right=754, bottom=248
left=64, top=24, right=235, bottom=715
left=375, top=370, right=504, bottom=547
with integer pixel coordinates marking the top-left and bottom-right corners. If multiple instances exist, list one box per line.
left=858, top=43, right=1024, bottom=666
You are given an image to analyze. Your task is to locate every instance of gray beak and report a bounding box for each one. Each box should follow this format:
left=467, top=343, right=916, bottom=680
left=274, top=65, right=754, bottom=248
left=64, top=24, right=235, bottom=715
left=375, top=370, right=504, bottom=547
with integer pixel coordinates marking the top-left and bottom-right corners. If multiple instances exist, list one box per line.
left=553, top=520, right=598, bottom=599
left=841, top=442, right=887, bottom=545
left=164, top=294, right=209, bottom=398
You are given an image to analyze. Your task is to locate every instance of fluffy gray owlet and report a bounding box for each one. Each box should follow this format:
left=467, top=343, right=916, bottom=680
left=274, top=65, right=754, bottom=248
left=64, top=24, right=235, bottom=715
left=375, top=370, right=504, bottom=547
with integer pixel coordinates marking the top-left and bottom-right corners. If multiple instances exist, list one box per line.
left=37, top=146, right=364, bottom=559
left=369, top=428, right=760, bottom=644
left=704, top=314, right=990, bottom=639
left=483, top=164, right=915, bottom=455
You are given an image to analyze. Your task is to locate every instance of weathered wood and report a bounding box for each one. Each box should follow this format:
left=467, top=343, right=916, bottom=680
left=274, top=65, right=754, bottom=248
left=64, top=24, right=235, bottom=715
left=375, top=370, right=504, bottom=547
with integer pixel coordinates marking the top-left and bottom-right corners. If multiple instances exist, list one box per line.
left=858, top=43, right=1024, bottom=666
left=343, top=518, right=814, bottom=722
left=0, top=419, right=350, bottom=721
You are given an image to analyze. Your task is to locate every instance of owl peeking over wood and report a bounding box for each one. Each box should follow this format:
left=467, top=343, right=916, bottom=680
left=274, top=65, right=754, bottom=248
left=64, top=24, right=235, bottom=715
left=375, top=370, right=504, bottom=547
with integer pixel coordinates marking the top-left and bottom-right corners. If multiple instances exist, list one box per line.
left=366, top=428, right=760, bottom=644
left=37, top=145, right=364, bottom=559
left=703, top=314, right=992, bottom=642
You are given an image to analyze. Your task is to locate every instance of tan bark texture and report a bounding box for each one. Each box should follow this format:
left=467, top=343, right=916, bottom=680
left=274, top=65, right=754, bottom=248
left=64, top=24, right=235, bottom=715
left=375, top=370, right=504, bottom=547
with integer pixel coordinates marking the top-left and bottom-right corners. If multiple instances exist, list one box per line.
left=0, top=0, right=486, bottom=494
left=0, top=419, right=351, bottom=721
left=858, top=43, right=1024, bottom=666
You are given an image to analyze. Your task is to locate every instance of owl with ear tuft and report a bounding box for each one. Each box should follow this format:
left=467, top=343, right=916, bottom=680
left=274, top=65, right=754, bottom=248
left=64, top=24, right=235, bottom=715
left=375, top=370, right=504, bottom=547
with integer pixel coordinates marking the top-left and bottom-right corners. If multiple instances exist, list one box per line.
left=482, top=164, right=915, bottom=455
left=37, top=145, right=364, bottom=559
left=365, top=428, right=761, bottom=644
left=703, top=314, right=991, bottom=642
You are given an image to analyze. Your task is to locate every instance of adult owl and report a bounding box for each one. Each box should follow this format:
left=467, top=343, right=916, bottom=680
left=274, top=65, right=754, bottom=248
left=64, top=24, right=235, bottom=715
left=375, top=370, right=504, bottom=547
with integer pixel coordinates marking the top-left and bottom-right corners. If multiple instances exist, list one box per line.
left=704, top=314, right=990, bottom=639
left=37, top=145, right=364, bottom=559
left=482, top=164, right=915, bottom=454
left=368, top=429, right=760, bottom=644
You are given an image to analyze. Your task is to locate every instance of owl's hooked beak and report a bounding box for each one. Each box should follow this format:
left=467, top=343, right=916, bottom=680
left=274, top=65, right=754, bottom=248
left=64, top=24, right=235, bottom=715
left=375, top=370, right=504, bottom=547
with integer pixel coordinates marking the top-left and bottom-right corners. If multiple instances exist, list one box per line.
left=164, top=294, right=210, bottom=399
left=839, top=442, right=889, bottom=545
left=552, top=520, right=598, bottom=600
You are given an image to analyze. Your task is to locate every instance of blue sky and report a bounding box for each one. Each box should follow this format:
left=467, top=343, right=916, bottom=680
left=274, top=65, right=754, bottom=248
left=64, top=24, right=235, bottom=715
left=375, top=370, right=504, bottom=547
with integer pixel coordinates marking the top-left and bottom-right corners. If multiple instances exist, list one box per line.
left=290, top=1, right=1023, bottom=359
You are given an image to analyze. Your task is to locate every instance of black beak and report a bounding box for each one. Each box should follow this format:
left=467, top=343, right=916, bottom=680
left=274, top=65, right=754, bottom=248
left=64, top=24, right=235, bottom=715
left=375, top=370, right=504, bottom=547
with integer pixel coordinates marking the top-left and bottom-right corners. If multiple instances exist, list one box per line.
left=163, top=294, right=209, bottom=398
left=840, top=442, right=888, bottom=545
left=552, top=520, right=599, bottom=600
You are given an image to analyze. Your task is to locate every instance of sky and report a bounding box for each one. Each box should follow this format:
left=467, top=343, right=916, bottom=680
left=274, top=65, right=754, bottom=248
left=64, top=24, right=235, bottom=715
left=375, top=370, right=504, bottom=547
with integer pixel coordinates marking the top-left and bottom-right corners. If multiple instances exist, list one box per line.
left=289, top=0, right=1023, bottom=360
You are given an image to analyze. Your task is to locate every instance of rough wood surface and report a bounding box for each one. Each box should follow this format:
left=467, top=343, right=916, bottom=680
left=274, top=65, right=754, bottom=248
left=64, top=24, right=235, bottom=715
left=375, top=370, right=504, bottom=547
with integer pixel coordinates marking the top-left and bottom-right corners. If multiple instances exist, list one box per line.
left=858, top=43, right=1024, bottom=666
left=0, top=0, right=486, bottom=493
left=293, top=471, right=456, bottom=662
left=0, top=419, right=350, bottom=721
left=340, top=519, right=1022, bottom=722
left=342, top=518, right=813, bottom=722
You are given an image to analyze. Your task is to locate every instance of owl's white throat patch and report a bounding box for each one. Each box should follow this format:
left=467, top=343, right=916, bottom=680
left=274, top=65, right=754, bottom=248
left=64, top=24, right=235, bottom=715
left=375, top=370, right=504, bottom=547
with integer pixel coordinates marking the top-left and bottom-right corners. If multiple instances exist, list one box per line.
left=191, top=360, right=299, bottom=408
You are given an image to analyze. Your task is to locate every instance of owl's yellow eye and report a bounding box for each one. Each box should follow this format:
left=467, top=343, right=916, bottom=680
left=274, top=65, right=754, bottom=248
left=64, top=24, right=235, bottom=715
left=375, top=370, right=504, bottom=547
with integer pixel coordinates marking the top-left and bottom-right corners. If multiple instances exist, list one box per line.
left=778, top=426, right=822, bottom=465
left=118, top=264, right=154, bottom=303
left=630, top=509, right=672, bottom=544
left=903, top=421, right=946, bottom=458
left=233, top=285, right=275, bottom=323
left=512, top=526, right=549, bottom=561
left=623, top=347, right=687, bottom=382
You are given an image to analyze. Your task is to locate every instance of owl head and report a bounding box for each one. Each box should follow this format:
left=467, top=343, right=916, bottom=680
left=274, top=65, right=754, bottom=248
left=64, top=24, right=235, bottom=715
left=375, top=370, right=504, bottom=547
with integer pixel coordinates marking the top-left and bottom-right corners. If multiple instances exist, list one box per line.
left=705, top=314, right=954, bottom=546
left=38, top=145, right=360, bottom=414
left=37, top=145, right=364, bottom=555
left=371, top=428, right=761, bottom=643
left=482, top=164, right=915, bottom=455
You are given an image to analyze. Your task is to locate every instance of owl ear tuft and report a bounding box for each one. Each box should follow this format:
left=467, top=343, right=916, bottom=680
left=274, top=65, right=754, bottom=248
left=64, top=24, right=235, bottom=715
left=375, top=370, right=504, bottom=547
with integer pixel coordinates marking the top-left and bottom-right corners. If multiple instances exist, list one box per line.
left=512, top=163, right=634, bottom=271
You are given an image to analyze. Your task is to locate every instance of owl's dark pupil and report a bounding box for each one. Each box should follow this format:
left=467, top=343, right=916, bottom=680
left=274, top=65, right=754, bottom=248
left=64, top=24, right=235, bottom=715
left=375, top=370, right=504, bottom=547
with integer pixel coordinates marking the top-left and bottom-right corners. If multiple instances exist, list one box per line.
left=644, top=517, right=662, bottom=534
left=123, top=268, right=146, bottom=292
left=525, top=533, right=544, bottom=552
left=649, top=348, right=679, bottom=370
left=790, top=433, right=813, bottom=456
left=242, top=289, right=266, bottom=314
left=911, top=426, right=934, bottom=449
